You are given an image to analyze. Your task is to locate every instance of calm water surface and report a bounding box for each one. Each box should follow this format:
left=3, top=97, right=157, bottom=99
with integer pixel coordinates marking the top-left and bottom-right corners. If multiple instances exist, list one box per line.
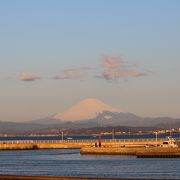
left=0, top=149, right=180, bottom=179
left=0, top=133, right=180, bottom=141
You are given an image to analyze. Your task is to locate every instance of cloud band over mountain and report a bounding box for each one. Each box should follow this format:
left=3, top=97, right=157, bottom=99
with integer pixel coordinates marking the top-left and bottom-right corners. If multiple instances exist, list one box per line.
left=18, top=56, right=147, bottom=82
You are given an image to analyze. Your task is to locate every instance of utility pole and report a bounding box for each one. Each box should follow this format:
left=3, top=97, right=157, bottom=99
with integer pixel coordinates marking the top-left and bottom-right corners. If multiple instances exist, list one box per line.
left=112, top=129, right=115, bottom=140
left=170, top=129, right=172, bottom=137
left=62, top=131, right=64, bottom=142
left=155, top=131, right=158, bottom=147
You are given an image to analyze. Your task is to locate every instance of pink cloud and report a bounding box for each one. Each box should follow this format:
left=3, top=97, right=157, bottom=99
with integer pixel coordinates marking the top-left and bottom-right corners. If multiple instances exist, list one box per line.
left=127, top=70, right=147, bottom=77
left=101, top=56, right=123, bottom=69
left=19, top=72, right=41, bottom=81
left=54, top=65, right=93, bottom=80
left=97, top=56, right=147, bottom=80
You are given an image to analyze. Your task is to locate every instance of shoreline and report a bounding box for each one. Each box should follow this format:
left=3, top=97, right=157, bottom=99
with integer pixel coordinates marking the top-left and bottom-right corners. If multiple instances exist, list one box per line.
left=0, top=175, right=175, bottom=180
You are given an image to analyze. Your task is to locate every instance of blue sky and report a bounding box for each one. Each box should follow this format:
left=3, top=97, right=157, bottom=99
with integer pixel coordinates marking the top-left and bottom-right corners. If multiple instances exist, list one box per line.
left=0, top=0, right=180, bottom=121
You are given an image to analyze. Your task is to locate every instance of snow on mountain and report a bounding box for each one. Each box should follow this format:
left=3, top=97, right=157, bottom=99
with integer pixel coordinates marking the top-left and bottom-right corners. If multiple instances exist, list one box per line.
left=53, top=98, right=121, bottom=121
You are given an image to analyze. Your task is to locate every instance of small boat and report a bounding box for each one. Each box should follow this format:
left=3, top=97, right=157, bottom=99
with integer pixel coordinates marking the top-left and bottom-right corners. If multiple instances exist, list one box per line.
left=160, top=136, right=178, bottom=148
left=66, top=137, right=73, bottom=140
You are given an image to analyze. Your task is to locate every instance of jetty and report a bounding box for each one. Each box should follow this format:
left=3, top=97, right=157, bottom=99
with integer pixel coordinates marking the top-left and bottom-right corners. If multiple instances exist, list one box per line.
left=136, top=151, right=180, bottom=158
left=80, top=146, right=180, bottom=158
left=0, top=138, right=163, bottom=150
left=1, top=138, right=180, bottom=158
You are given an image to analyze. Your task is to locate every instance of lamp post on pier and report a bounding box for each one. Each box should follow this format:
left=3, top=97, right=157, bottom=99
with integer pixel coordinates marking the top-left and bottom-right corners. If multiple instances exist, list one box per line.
left=112, top=129, right=115, bottom=140
left=61, top=131, right=64, bottom=142
left=155, top=131, right=158, bottom=147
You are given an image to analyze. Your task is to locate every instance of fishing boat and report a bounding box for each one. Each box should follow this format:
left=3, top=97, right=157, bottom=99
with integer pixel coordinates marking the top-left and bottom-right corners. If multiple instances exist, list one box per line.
left=160, top=136, right=178, bottom=148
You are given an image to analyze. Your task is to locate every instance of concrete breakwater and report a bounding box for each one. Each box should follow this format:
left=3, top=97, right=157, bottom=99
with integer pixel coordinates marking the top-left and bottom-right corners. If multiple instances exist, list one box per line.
left=80, top=146, right=180, bottom=157
left=0, top=141, right=91, bottom=150
left=136, top=151, right=180, bottom=158
left=0, top=139, right=163, bottom=150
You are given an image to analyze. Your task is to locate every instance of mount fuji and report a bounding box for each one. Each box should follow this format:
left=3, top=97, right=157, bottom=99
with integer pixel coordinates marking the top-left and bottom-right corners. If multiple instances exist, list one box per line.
left=53, top=98, right=121, bottom=121
left=24, top=98, right=180, bottom=128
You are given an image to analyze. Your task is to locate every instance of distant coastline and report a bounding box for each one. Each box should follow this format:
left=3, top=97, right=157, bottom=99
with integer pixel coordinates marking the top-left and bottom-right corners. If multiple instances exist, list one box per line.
left=0, top=132, right=180, bottom=141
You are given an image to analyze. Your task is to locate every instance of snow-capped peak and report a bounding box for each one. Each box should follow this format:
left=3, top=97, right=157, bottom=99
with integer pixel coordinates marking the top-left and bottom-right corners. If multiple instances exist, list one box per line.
left=53, top=98, right=121, bottom=121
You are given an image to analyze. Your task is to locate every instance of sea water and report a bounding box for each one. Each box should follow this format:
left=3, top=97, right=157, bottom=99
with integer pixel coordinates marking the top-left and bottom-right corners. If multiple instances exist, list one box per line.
left=0, top=149, right=180, bottom=179
left=0, top=133, right=180, bottom=141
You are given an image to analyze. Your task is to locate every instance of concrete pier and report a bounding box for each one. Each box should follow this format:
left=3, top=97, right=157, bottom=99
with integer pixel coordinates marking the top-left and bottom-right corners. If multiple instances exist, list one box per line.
left=136, top=152, right=180, bottom=158
left=0, top=139, right=163, bottom=150
left=80, top=146, right=180, bottom=157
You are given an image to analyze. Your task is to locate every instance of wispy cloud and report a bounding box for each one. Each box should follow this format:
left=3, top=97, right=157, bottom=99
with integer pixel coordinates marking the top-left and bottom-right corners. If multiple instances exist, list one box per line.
left=19, top=72, right=41, bottom=81
left=18, top=56, right=148, bottom=83
left=96, top=56, right=147, bottom=81
left=102, top=56, right=123, bottom=69
left=54, top=65, right=93, bottom=80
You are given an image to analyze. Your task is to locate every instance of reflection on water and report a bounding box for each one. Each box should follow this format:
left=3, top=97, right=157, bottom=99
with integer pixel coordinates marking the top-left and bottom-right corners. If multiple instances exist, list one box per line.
left=0, top=149, right=180, bottom=179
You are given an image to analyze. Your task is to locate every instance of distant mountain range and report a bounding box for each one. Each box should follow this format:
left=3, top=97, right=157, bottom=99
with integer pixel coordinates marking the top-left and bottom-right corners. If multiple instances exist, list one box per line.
left=0, top=98, right=180, bottom=135
left=29, top=98, right=180, bottom=128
